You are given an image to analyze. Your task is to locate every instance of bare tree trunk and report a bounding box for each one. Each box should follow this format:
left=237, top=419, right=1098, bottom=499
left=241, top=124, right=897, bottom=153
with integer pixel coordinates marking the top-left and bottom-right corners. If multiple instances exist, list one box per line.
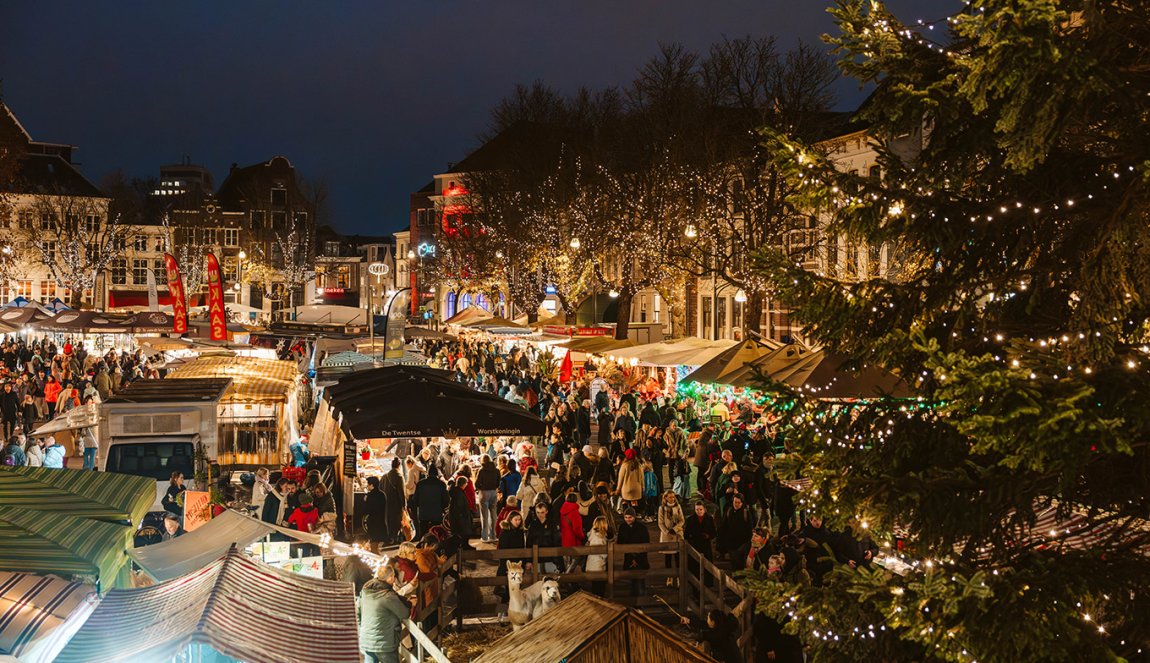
left=613, top=290, right=633, bottom=340
left=745, top=292, right=764, bottom=341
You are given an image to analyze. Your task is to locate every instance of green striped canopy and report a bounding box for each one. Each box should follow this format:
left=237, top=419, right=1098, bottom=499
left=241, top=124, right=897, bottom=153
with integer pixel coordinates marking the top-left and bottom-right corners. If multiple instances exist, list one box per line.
left=0, top=506, right=134, bottom=591
left=0, top=466, right=156, bottom=523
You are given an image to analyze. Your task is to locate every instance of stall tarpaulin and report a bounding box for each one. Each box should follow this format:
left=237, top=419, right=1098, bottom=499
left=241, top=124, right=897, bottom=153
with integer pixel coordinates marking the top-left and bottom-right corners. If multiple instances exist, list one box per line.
left=0, top=465, right=155, bottom=524
left=0, top=507, right=136, bottom=591
left=163, top=253, right=187, bottom=334
left=55, top=547, right=361, bottom=663
left=129, top=510, right=285, bottom=582
left=30, top=403, right=99, bottom=438
left=0, top=572, right=98, bottom=663
left=204, top=252, right=226, bottom=341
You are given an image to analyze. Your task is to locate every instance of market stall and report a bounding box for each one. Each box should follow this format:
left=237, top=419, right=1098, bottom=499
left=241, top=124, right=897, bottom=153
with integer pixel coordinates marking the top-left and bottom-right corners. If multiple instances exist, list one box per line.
left=313, top=365, right=546, bottom=535
left=128, top=509, right=383, bottom=583
left=165, top=355, right=303, bottom=466
left=0, top=571, right=97, bottom=663
left=35, top=310, right=136, bottom=354
left=55, top=547, right=361, bottom=663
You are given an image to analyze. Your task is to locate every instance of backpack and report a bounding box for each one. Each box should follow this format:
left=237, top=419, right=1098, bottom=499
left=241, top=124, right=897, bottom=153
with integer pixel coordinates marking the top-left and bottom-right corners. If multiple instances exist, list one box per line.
left=2, top=451, right=15, bottom=466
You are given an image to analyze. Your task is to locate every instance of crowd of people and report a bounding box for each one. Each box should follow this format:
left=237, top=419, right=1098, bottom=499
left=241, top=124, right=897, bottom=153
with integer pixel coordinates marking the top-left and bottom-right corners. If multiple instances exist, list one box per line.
left=345, top=336, right=881, bottom=662
left=0, top=336, right=157, bottom=469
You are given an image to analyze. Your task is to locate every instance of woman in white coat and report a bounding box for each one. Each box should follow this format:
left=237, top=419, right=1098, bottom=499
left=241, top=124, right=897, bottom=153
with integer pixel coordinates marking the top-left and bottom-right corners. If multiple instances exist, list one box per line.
left=515, top=466, right=546, bottom=510
left=657, top=490, right=685, bottom=587
left=586, top=515, right=611, bottom=597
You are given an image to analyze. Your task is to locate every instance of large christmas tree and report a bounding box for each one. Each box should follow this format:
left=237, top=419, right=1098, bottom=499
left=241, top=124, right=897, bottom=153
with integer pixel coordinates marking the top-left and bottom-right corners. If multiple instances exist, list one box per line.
left=745, top=1, right=1150, bottom=661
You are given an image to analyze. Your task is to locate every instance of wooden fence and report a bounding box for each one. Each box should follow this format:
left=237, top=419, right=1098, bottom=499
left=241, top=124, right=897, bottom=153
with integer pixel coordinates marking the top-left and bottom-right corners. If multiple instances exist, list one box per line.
left=451, top=540, right=757, bottom=660
left=397, top=554, right=455, bottom=663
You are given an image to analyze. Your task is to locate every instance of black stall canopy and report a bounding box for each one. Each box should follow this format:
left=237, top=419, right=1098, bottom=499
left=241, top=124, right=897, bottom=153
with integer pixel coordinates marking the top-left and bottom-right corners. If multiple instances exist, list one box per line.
left=323, top=365, right=546, bottom=439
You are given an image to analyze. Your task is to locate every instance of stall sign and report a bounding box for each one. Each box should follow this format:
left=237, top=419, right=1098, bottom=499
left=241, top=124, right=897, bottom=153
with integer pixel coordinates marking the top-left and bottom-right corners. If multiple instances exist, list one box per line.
left=343, top=437, right=358, bottom=477
left=250, top=541, right=291, bottom=564
left=183, top=491, right=212, bottom=532
left=277, top=556, right=323, bottom=578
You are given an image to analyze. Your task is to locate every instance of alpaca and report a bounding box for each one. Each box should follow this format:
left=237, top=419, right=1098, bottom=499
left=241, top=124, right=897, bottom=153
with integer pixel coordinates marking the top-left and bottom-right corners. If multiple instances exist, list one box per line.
left=530, top=577, right=561, bottom=620
left=506, top=561, right=542, bottom=631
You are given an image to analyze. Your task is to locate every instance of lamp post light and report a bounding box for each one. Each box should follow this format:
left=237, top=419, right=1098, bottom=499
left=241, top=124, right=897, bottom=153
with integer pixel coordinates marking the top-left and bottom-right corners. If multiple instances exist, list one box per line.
left=569, top=236, right=581, bottom=250
left=367, top=261, right=389, bottom=350
left=734, top=289, right=747, bottom=341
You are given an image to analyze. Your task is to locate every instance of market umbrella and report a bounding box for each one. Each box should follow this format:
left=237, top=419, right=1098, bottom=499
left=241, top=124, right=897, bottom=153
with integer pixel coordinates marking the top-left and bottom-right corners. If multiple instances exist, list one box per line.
left=462, top=315, right=531, bottom=334
left=0, top=465, right=155, bottom=524
left=776, top=350, right=912, bottom=399
left=443, top=306, right=492, bottom=326
left=0, top=507, right=137, bottom=591
left=680, top=339, right=779, bottom=386
left=403, top=325, right=457, bottom=340
left=711, top=343, right=814, bottom=390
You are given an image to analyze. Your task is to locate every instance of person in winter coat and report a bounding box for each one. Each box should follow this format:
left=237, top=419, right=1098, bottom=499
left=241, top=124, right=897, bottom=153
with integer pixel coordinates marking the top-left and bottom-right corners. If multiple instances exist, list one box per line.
left=42, top=437, right=67, bottom=469
left=43, top=376, right=62, bottom=419
left=617, top=507, right=650, bottom=596
left=684, top=499, right=717, bottom=586
left=498, top=458, right=522, bottom=507
left=680, top=609, right=742, bottom=663
left=413, top=465, right=450, bottom=536
left=585, top=516, right=610, bottom=596
left=474, top=455, right=501, bottom=543
left=526, top=500, right=563, bottom=571
left=23, top=438, right=44, bottom=468
left=261, top=477, right=288, bottom=525
left=2, top=436, right=26, bottom=467
left=288, top=492, right=320, bottom=533
left=363, top=476, right=390, bottom=551
left=447, top=476, right=474, bottom=546
left=657, top=490, right=684, bottom=584
left=382, top=463, right=407, bottom=544
left=360, top=564, right=413, bottom=663
left=495, top=510, right=529, bottom=601
left=717, top=494, right=754, bottom=566
left=559, top=492, right=584, bottom=547
left=515, top=466, right=545, bottom=510
left=79, top=426, right=98, bottom=470
left=616, top=449, right=644, bottom=509
left=20, top=395, right=36, bottom=433
left=1, top=383, right=19, bottom=439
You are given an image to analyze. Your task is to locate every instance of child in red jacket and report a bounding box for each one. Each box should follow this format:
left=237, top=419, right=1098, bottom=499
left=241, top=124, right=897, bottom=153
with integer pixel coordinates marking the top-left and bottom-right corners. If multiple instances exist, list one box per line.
left=288, top=493, right=319, bottom=533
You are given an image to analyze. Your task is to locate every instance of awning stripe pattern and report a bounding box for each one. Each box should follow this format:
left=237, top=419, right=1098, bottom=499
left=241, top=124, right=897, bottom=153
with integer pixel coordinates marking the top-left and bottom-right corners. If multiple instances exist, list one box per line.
left=0, top=466, right=156, bottom=524
left=56, top=548, right=359, bottom=663
left=0, top=571, right=96, bottom=662
left=166, top=355, right=299, bottom=403
left=0, top=508, right=133, bottom=590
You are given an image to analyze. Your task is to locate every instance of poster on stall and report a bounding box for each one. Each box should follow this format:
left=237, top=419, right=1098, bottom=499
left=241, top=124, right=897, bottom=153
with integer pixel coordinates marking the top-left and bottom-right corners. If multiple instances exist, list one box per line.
left=249, top=541, right=291, bottom=564
left=276, top=556, right=323, bottom=578
left=163, top=253, right=188, bottom=333
left=385, top=318, right=405, bottom=359
left=182, top=491, right=212, bottom=532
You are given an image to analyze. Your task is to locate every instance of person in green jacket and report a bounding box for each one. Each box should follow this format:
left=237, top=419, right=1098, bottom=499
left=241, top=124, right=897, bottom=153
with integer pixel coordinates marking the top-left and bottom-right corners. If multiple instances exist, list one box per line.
left=359, top=563, right=413, bottom=663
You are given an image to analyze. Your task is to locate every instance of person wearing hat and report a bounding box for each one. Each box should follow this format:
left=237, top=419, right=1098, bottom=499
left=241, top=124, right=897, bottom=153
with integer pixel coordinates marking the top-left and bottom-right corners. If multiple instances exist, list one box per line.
left=569, top=443, right=595, bottom=483
left=617, top=507, right=649, bottom=596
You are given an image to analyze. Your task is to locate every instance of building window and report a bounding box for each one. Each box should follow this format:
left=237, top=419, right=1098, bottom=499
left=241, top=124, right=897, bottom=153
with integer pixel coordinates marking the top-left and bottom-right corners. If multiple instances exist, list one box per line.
left=15, top=280, right=32, bottom=298
left=84, top=215, right=100, bottom=233
left=154, top=259, right=165, bottom=277
left=717, top=296, right=727, bottom=338
left=271, top=211, right=287, bottom=230
left=653, top=293, right=662, bottom=323
left=446, top=292, right=457, bottom=319
left=223, top=256, right=238, bottom=281
left=869, top=165, right=882, bottom=179
left=132, top=259, right=149, bottom=285
left=294, top=212, right=308, bottom=226
left=417, top=209, right=426, bottom=227
left=44, top=241, right=56, bottom=262
left=154, top=236, right=165, bottom=253
left=40, top=213, right=55, bottom=230
left=701, top=296, right=712, bottom=339
left=251, top=210, right=265, bottom=229
left=18, top=211, right=33, bottom=230
left=201, top=228, right=217, bottom=245
left=324, top=241, right=341, bottom=257
left=224, top=228, right=239, bottom=246
left=111, top=259, right=127, bottom=285
left=134, top=235, right=148, bottom=252
left=39, top=281, right=57, bottom=300
left=270, top=188, right=287, bottom=205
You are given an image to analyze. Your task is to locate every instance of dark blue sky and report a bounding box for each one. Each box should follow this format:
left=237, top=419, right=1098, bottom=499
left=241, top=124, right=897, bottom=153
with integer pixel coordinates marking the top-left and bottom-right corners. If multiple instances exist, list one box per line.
left=1, top=1, right=957, bottom=235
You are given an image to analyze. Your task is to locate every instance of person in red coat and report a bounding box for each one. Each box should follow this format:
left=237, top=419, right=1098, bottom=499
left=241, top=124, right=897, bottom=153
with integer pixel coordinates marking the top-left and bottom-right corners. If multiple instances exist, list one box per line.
left=559, top=493, right=584, bottom=546
left=287, top=493, right=319, bottom=533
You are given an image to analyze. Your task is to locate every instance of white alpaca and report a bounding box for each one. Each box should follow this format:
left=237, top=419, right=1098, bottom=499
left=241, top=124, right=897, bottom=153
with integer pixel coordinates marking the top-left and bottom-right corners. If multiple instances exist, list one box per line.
left=530, top=578, right=561, bottom=620
left=506, top=562, right=542, bottom=631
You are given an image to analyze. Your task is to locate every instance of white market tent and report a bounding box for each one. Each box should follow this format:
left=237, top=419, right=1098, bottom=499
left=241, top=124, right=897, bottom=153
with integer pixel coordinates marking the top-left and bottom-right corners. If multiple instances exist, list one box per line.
left=601, top=337, right=739, bottom=368
left=55, top=547, right=361, bottom=663
left=128, top=510, right=382, bottom=583
left=0, top=572, right=97, bottom=663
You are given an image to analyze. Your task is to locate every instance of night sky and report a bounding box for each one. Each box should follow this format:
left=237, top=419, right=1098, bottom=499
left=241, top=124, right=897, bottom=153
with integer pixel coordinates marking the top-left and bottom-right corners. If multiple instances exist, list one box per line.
left=1, top=1, right=958, bottom=236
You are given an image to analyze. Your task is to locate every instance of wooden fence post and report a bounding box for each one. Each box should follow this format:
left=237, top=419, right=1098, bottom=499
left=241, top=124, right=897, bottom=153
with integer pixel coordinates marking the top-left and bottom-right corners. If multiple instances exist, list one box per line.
left=677, top=540, right=688, bottom=612
left=605, top=542, right=615, bottom=600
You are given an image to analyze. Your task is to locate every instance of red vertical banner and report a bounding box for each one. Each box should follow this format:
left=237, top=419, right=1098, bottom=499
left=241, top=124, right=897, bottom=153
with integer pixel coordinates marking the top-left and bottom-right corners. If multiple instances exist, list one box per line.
left=559, top=349, right=573, bottom=383
left=205, top=252, right=226, bottom=341
left=163, top=253, right=188, bottom=334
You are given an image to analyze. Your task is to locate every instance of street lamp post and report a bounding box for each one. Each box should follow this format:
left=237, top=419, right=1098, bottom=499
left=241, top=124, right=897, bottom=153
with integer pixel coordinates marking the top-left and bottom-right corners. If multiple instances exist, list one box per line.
left=366, top=261, right=388, bottom=353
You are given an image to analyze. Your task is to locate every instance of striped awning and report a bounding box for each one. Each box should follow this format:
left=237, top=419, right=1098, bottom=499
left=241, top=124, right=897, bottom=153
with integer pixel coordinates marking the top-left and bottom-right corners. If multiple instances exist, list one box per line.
left=166, top=355, right=299, bottom=403
left=0, top=508, right=135, bottom=591
left=0, top=572, right=98, bottom=663
left=56, top=547, right=360, bottom=663
left=0, top=467, right=155, bottom=524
